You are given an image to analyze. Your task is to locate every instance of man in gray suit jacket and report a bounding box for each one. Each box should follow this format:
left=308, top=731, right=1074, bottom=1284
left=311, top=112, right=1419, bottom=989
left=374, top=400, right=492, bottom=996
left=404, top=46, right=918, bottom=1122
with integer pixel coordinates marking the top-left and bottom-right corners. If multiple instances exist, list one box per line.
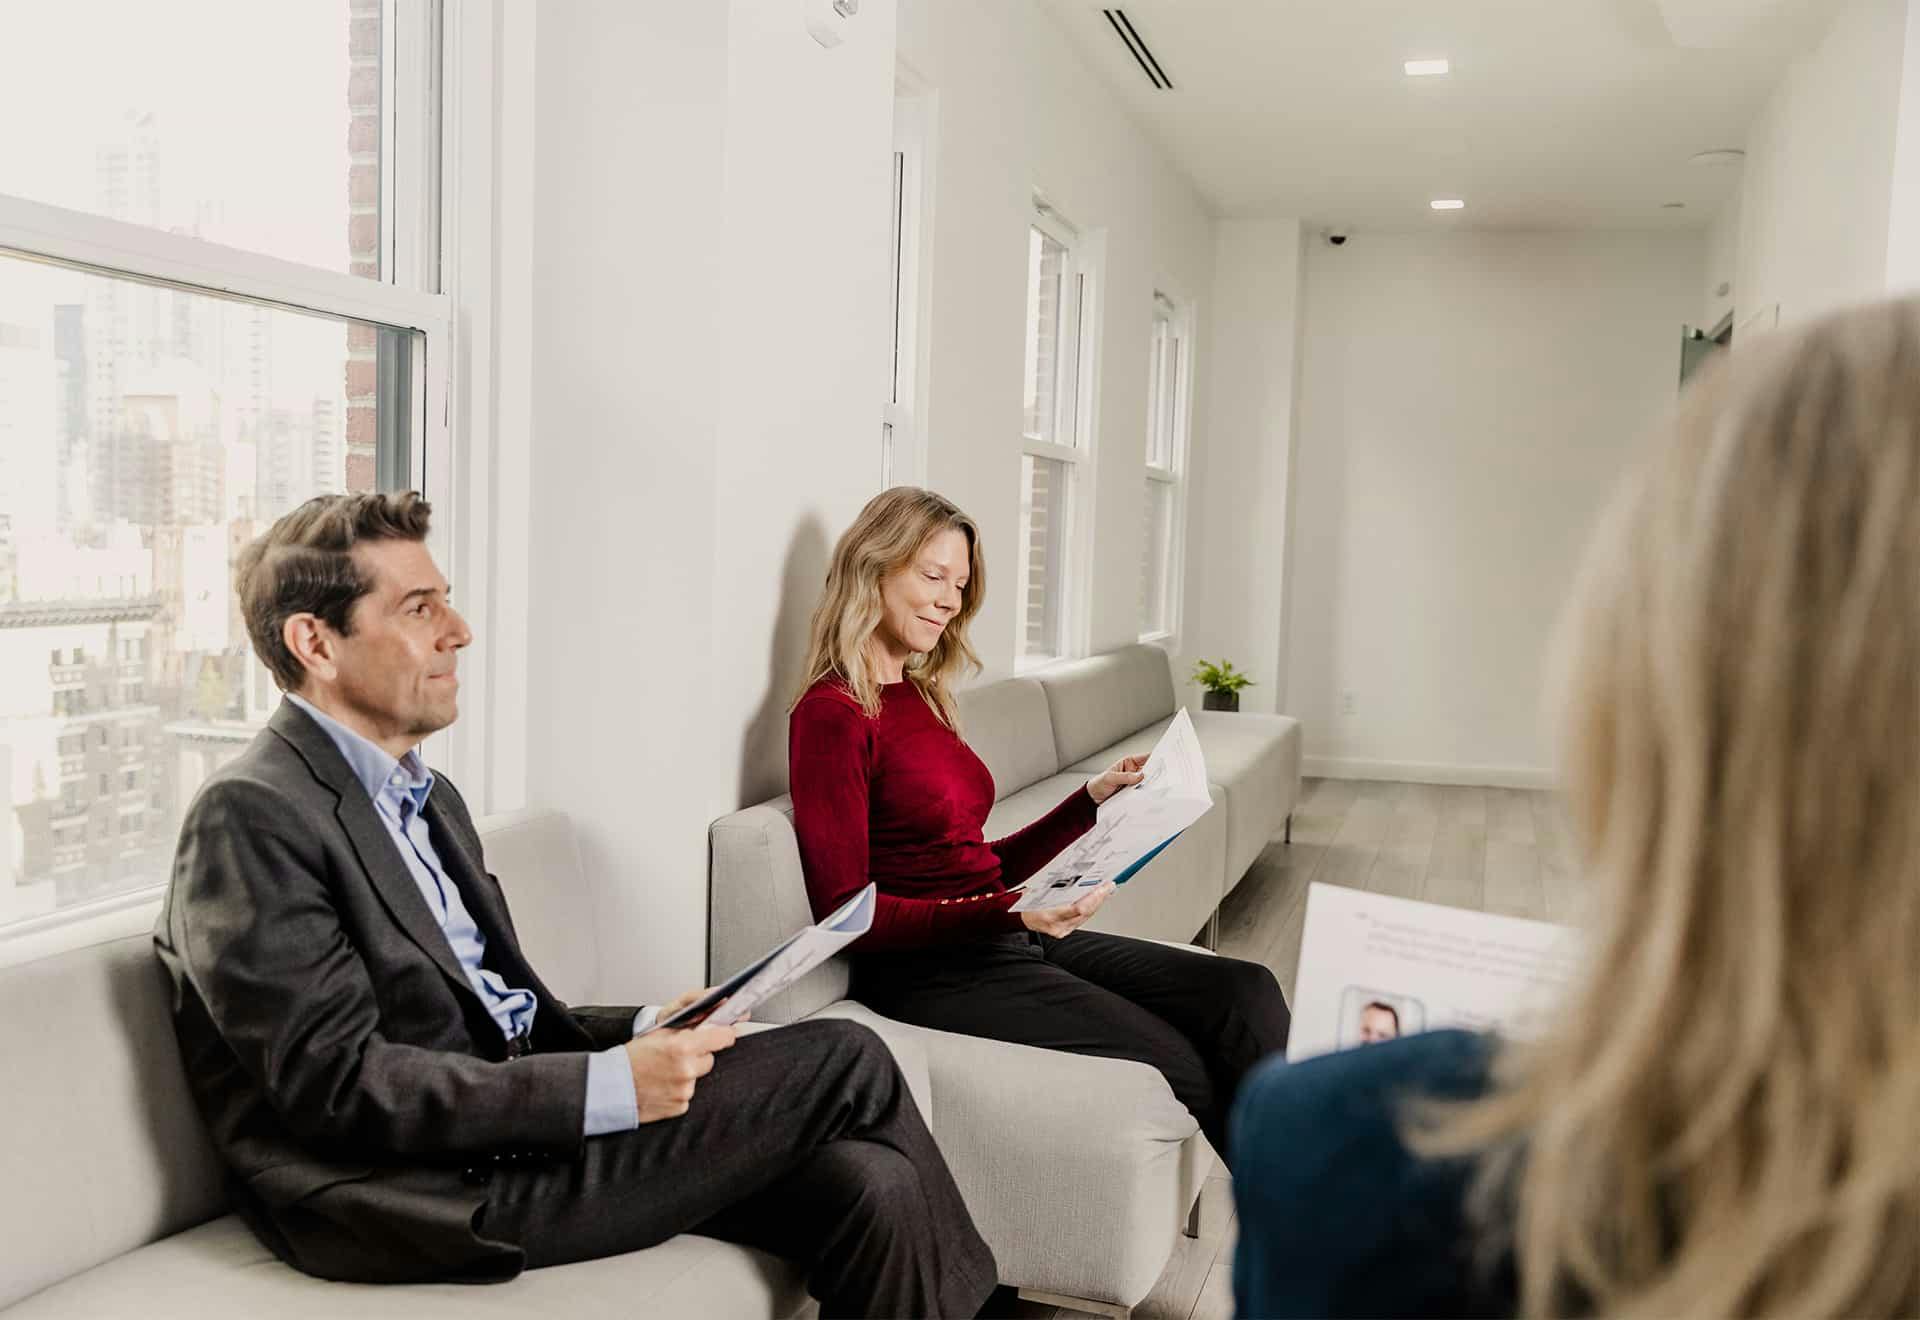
left=154, top=492, right=996, bottom=1317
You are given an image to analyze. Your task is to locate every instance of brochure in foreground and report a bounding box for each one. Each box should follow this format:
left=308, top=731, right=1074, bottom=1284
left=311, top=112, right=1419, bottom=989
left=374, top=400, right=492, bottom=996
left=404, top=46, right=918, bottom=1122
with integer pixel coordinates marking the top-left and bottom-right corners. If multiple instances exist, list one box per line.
left=1286, top=881, right=1581, bottom=1062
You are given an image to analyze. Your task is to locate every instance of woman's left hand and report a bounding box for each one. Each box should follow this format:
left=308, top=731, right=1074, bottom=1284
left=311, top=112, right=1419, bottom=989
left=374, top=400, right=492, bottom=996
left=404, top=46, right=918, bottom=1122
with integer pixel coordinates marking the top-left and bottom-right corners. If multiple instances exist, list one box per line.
left=1087, top=754, right=1149, bottom=805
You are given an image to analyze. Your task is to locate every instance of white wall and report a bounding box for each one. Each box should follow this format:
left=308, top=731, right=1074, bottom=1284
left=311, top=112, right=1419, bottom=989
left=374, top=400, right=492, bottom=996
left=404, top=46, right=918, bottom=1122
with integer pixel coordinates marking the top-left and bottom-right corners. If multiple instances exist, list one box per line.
left=1701, top=192, right=1741, bottom=331
left=1885, top=0, right=1920, bottom=291
left=1184, top=220, right=1303, bottom=716
left=896, top=0, right=1218, bottom=678
left=1735, top=0, right=1909, bottom=328
left=524, top=2, right=895, bottom=1000
left=1284, top=231, right=1703, bottom=784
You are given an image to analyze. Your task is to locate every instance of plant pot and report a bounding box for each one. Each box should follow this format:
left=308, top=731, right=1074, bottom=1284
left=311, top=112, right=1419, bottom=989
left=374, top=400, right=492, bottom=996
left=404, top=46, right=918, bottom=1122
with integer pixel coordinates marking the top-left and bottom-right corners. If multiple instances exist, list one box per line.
left=1201, top=690, right=1239, bottom=712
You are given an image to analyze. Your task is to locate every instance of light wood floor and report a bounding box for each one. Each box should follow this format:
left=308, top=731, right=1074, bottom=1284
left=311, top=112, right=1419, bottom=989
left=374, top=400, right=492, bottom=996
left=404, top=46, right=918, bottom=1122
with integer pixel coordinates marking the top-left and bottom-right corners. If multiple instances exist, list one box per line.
left=1014, top=777, right=1570, bottom=1320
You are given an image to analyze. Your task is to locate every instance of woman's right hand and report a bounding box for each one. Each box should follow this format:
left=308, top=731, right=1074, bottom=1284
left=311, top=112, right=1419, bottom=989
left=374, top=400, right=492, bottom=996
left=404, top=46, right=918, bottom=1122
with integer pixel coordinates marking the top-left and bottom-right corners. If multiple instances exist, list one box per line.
left=1020, top=881, right=1116, bottom=938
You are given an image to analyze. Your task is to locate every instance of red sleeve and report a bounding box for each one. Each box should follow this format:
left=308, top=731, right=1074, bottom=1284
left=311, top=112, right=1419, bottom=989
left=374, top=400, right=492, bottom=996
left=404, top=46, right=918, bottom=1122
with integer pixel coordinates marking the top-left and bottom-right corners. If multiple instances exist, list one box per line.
left=989, top=783, right=1098, bottom=888
left=789, top=692, right=1026, bottom=952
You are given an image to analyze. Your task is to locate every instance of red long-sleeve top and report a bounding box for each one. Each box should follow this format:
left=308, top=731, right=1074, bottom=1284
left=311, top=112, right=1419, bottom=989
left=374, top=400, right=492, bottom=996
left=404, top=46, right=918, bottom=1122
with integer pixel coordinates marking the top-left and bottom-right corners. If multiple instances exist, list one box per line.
left=788, top=677, right=1098, bottom=951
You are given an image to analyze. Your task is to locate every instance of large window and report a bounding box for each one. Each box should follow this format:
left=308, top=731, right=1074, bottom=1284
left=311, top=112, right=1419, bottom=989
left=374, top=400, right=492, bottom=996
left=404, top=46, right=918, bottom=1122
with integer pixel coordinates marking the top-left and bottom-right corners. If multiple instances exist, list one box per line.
left=0, top=0, right=449, bottom=934
left=1140, top=293, right=1190, bottom=641
left=1016, top=205, right=1094, bottom=669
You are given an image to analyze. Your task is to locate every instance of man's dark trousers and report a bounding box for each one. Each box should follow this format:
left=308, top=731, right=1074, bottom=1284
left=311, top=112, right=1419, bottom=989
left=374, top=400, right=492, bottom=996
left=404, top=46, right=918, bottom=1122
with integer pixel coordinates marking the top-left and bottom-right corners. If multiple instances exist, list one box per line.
left=485, top=1019, right=996, bottom=1318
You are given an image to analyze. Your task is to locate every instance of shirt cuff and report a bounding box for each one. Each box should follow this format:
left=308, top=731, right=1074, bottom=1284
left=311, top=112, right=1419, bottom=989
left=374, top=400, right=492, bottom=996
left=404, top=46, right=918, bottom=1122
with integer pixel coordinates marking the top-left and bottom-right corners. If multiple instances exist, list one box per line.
left=634, top=1005, right=660, bottom=1033
left=583, top=1045, right=640, bottom=1137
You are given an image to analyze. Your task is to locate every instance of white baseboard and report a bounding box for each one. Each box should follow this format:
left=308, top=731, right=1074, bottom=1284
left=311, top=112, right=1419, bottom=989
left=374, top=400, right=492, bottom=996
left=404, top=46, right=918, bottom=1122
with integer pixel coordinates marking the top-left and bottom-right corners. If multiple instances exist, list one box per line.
left=1302, top=756, right=1557, bottom=791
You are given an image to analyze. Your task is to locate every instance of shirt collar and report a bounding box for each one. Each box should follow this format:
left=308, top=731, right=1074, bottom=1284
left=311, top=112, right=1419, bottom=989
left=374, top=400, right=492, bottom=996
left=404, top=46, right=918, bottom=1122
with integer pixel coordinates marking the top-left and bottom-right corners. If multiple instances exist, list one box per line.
left=284, top=692, right=435, bottom=808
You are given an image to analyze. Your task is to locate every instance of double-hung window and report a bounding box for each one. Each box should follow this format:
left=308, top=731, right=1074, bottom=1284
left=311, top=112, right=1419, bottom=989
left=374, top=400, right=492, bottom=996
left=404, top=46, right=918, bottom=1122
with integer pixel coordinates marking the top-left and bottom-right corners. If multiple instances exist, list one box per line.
left=1016, top=203, right=1094, bottom=669
left=0, top=0, right=450, bottom=933
left=1140, top=293, right=1190, bottom=641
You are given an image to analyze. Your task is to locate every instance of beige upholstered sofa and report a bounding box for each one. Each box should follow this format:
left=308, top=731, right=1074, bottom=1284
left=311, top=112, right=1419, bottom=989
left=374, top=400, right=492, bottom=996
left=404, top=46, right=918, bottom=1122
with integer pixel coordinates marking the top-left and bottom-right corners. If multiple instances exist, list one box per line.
left=0, top=809, right=858, bottom=1318
left=708, top=644, right=1303, bottom=1315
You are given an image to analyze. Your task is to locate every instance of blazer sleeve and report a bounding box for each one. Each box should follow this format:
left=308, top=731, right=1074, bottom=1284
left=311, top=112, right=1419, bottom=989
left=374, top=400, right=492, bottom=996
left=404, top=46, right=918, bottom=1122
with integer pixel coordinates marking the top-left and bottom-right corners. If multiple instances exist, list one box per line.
left=164, top=778, right=591, bottom=1160
left=567, top=1006, right=645, bottom=1051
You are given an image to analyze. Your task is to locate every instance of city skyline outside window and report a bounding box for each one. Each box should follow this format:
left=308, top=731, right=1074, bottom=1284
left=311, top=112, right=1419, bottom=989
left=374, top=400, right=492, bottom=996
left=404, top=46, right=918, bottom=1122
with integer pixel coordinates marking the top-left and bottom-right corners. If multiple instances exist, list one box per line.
left=0, top=0, right=397, bottom=931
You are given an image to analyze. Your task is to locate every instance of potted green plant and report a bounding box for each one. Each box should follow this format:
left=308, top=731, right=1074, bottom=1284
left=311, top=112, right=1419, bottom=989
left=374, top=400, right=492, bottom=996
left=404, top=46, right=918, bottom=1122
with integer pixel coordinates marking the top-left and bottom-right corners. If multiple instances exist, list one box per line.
left=1191, top=658, right=1254, bottom=713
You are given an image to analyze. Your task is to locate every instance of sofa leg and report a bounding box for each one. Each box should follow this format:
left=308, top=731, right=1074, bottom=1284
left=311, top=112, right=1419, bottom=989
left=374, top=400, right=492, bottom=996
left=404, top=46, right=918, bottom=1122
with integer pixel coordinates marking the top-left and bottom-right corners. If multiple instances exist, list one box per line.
left=1185, top=1194, right=1203, bottom=1239
left=1285, top=812, right=1293, bottom=845
left=1199, top=909, right=1220, bottom=951
left=1018, top=1288, right=1133, bottom=1318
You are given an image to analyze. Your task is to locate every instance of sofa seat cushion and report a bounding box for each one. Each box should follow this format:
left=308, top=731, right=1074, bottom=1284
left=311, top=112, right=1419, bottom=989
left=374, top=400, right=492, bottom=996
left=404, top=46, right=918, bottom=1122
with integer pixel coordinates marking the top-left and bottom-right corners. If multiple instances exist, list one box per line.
left=982, top=773, right=1226, bottom=946
left=1068, top=711, right=1303, bottom=894
left=5, top=1215, right=812, bottom=1320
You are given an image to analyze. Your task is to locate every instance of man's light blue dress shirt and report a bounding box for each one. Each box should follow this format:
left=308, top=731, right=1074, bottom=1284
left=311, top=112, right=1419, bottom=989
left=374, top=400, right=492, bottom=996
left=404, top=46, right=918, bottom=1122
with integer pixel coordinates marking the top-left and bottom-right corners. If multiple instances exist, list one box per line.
left=285, top=695, right=642, bottom=1137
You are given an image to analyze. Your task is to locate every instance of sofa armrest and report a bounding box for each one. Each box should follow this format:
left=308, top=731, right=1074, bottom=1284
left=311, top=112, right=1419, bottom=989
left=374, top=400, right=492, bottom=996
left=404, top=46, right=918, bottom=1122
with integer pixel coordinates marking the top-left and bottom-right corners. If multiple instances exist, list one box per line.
left=909, top=1022, right=1200, bottom=1307
left=796, top=1001, right=934, bottom=1131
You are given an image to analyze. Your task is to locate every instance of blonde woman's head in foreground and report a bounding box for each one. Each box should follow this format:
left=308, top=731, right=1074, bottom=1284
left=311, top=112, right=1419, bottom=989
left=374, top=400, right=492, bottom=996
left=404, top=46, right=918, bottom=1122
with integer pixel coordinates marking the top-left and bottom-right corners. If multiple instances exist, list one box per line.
left=1430, top=297, right=1920, bottom=1317
left=794, top=486, right=985, bottom=727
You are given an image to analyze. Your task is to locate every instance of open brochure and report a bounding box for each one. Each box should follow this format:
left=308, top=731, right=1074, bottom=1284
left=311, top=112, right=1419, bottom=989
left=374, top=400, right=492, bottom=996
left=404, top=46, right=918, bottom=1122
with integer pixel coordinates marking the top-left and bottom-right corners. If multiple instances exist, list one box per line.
left=1011, top=708, right=1213, bottom=913
left=642, top=883, right=876, bottom=1033
left=1286, top=882, right=1581, bottom=1062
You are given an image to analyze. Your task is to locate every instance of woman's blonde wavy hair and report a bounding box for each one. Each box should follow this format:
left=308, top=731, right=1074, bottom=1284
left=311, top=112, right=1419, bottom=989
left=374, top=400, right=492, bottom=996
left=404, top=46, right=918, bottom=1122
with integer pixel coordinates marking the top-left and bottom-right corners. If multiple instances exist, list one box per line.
left=1422, top=297, right=1920, bottom=1317
left=791, top=486, right=985, bottom=729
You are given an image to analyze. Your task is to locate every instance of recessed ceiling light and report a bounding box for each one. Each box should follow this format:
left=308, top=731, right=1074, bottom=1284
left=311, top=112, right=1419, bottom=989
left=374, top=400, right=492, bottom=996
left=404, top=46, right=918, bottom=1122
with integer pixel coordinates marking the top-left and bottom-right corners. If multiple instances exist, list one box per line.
left=1404, top=58, right=1450, bottom=76
left=1430, top=199, right=1466, bottom=211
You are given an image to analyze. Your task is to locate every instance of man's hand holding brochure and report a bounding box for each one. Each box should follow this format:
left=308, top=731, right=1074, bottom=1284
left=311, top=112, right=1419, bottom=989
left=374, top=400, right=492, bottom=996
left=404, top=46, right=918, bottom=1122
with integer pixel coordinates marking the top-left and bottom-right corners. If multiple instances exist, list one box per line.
left=1013, top=708, right=1213, bottom=913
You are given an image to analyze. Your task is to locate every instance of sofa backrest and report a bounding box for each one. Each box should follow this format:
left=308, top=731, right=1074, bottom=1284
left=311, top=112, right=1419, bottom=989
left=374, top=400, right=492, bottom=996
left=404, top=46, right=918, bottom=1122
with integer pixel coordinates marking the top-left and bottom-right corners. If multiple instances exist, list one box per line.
left=709, top=797, right=847, bottom=1024
left=0, top=930, right=230, bottom=1310
left=0, top=808, right=593, bottom=1310
left=1034, top=644, right=1178, bottom=768
left=955, top=676, right=1059, bottom=799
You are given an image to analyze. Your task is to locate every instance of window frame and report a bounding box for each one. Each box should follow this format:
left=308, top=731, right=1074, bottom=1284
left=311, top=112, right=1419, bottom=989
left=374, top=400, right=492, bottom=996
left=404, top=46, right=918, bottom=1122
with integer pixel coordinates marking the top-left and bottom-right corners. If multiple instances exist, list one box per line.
left=1140, top=290, right=1194, bottom=646
left=0, top=0, right=454, bottom=946
left=883, top=72, right=935, bottom=491
left=1015, top=200, right=1100, bottom=674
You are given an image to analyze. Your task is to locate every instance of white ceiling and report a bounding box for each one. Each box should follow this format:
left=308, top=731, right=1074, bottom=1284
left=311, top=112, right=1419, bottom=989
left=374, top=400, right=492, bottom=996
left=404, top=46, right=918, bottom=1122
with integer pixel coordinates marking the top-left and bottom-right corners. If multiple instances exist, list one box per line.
left=1038, top=0, right=1835, bottom=230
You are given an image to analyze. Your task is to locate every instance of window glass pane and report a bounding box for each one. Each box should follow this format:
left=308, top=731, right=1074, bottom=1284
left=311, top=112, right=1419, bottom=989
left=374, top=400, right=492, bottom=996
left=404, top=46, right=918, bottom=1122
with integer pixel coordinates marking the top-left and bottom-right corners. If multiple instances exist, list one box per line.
left=0, top=0, right=379, bottom=278
left=1148, top=316, right=1181, bottom=470
left=1022, top=229, right=1068, bottom=443
left=1017, top=454, right=1069, bottom=666
left=1140, top=478, right=1174, bottom=636
left=0, top=251, right=411, bottom=929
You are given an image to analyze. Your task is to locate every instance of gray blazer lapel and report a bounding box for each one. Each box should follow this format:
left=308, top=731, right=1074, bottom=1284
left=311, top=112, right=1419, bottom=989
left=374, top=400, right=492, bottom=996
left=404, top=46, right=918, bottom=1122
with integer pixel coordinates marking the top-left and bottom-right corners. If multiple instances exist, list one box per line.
left=267, top=702, right=475, bottom=1002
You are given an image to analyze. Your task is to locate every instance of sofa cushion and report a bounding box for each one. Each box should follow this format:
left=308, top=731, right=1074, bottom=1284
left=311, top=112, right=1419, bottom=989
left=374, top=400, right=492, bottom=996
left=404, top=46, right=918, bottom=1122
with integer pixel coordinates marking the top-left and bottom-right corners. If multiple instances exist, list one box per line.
left=984, top=773, right=1227, bottom=945
left=0, top=932, right=228, bottom=1311
left=4, top=1215, right=811, bottom=1319
left=954, top=677, right=1059, bottom=800
left=1033, top=646, right=1177, bottom=769
left=1068, top=711, right=1303, bottom=893
left=709, top=797, right=848, bottom=1024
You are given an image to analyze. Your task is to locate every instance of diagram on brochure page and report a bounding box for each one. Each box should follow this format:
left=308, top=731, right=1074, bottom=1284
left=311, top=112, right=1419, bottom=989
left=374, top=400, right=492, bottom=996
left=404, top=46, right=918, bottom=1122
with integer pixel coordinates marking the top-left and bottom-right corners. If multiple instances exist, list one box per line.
left=1011, top=709, right=1213, bottom=912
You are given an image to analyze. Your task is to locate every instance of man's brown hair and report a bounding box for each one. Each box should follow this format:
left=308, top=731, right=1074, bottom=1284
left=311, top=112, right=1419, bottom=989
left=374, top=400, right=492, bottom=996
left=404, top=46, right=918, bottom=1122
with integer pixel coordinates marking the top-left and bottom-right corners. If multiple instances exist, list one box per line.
left=236, top=492, right=433, bottom=692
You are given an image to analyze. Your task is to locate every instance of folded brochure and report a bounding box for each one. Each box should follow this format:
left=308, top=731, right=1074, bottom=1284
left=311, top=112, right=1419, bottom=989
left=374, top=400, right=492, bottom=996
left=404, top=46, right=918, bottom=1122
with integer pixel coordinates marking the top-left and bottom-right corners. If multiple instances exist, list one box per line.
left=642, top=883, right=877, bottom=1032
left=1011, top=708, right=1213, bottom=912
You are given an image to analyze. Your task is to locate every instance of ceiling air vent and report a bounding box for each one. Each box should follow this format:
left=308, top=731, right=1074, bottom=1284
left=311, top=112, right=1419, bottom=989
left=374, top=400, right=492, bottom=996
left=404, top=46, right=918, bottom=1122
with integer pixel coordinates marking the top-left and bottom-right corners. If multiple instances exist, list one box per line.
left=1102, top=9, right=1173, bottom=90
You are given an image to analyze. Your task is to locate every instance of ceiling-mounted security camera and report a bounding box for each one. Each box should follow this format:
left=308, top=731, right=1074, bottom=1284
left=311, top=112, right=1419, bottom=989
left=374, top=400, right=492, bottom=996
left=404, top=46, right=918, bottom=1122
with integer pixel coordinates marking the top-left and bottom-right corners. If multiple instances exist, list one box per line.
left=1324, top=229, right=1350, bottom=247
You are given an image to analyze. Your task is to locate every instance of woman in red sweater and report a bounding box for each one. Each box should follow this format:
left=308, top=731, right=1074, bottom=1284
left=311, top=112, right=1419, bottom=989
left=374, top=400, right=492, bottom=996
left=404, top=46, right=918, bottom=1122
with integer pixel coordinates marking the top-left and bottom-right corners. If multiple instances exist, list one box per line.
left=787, top=487, right=1289, bottom=1162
